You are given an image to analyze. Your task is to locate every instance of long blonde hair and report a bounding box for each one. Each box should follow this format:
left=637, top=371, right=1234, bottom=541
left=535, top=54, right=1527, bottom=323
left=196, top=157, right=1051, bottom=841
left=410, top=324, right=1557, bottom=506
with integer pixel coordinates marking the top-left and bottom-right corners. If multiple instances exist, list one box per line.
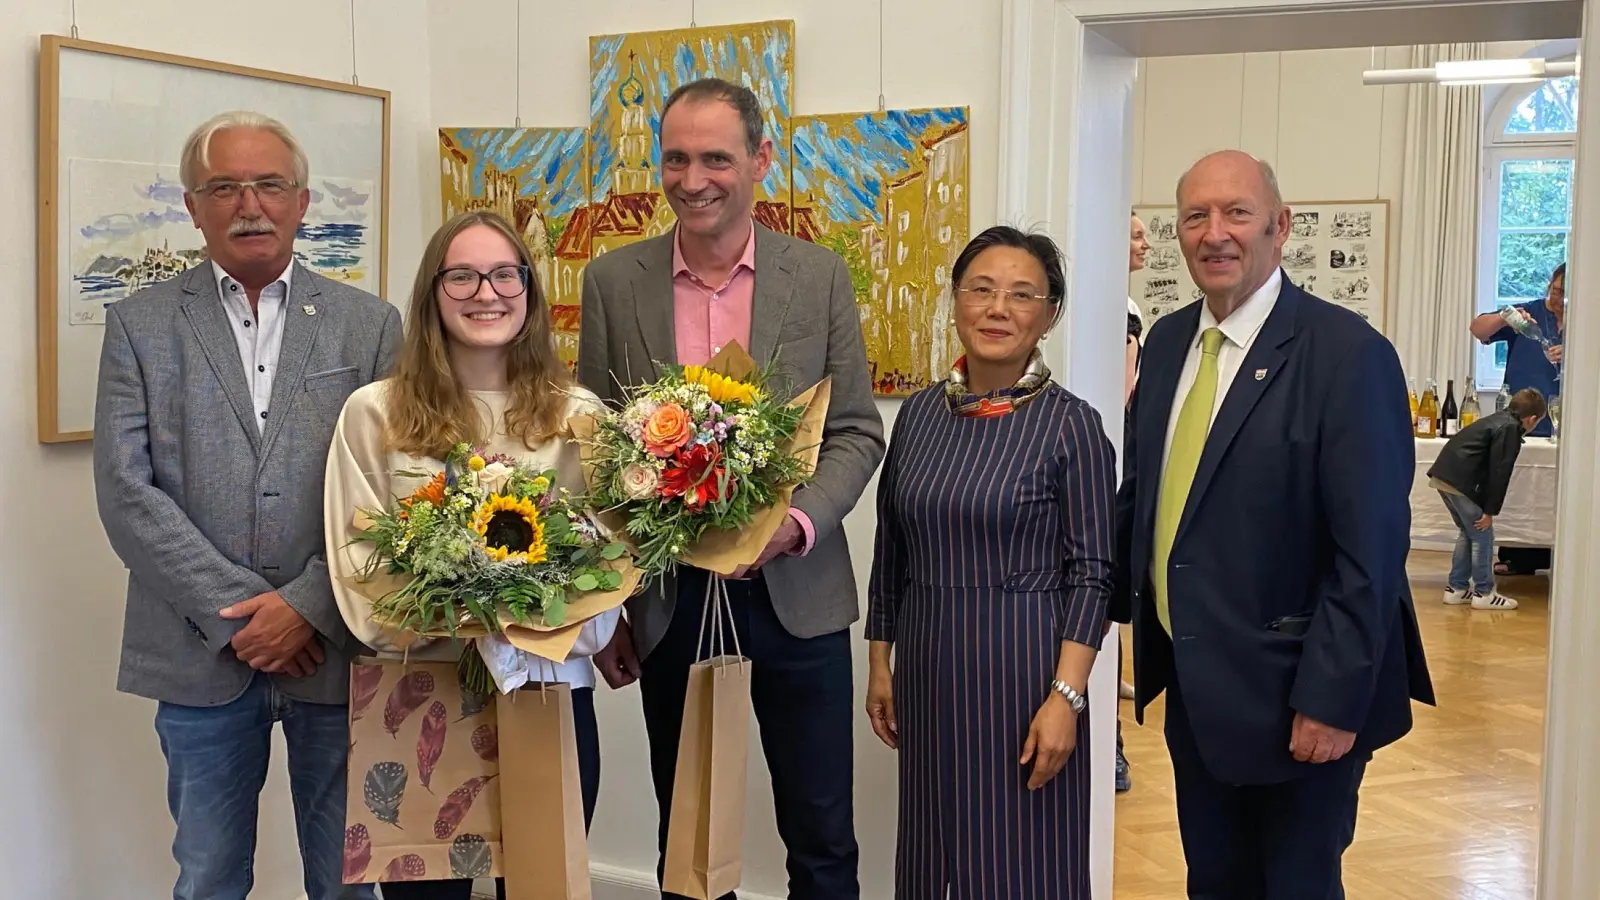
left=384, top=210, right=573, bottom=457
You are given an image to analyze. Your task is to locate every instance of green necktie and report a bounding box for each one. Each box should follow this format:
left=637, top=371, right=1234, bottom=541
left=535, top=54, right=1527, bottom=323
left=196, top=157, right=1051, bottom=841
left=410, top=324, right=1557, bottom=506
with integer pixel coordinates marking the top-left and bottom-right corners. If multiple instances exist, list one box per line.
left=1153, top=327, right=1225, bottom=634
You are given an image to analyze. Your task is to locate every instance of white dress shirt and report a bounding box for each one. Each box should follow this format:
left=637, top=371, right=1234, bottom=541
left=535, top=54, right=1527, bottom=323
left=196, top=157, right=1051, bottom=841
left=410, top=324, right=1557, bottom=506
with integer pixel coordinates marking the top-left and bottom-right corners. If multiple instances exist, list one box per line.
left=1160, top=268, right=1283, bottom=470
left=212, top=260, right=293, bottom=431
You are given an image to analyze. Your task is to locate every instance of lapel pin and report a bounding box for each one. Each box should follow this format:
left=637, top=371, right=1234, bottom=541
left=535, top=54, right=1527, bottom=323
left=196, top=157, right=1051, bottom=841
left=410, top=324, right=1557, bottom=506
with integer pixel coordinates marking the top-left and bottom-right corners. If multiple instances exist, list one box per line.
left=303, top=305, right=317, bottom=316
left=1254, top=368, right=1267, bottom=381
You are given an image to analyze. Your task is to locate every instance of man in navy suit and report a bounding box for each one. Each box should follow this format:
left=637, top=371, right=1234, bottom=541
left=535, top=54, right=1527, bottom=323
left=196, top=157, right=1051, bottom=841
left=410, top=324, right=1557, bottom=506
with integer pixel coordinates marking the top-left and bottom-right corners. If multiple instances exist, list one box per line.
left=1111, top=150, right=1434, bottom=899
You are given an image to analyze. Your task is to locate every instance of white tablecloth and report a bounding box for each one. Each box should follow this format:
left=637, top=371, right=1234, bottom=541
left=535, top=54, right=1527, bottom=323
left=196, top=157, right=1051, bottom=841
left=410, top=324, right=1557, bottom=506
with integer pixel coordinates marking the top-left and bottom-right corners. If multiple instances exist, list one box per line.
left=1410, top=437, right=1559, bottom=548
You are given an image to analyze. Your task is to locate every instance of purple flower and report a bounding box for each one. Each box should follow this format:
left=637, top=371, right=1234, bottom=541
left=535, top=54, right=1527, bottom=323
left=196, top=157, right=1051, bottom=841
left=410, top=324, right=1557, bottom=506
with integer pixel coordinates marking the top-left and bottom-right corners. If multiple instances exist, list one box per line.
left=708, top=402, right=723, bottom=418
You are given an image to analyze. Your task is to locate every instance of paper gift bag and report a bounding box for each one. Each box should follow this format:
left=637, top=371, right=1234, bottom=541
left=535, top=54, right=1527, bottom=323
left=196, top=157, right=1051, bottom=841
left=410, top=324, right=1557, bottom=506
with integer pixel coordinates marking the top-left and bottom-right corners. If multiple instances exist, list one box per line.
left=343, top=658, right=504, bottom=885
left=498, top=683, right=593, bottom=900
left=662, top=578, right=754, bottom=899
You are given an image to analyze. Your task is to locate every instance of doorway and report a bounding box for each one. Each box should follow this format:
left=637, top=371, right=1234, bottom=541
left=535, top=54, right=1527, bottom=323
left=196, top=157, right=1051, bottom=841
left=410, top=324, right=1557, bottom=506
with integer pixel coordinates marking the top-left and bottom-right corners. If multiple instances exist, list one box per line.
left=1001, top=2, right=1597, bottom=898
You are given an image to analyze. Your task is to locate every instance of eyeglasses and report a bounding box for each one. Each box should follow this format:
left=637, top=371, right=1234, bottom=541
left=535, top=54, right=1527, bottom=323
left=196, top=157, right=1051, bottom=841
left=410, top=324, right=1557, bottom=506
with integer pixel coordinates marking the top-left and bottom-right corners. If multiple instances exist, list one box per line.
left=956, top=286, right=1054, bottom=309
left=193, top=178, right=299, bottom=205
left=437, top=265, right=530, bottom=301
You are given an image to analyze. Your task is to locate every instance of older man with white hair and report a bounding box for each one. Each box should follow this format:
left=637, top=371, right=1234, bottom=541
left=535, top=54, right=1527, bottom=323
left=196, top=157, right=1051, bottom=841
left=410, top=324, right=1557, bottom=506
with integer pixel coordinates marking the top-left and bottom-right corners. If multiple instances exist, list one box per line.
left=93, top=110, right=399, bottom=900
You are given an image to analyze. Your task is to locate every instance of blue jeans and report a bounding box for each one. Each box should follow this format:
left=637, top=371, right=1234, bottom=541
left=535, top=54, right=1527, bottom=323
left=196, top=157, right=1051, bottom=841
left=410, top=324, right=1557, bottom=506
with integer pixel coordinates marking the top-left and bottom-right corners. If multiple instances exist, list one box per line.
left=1439, top=490, right=1495, bottom=594
left=154, top=672, right=372, bottom=900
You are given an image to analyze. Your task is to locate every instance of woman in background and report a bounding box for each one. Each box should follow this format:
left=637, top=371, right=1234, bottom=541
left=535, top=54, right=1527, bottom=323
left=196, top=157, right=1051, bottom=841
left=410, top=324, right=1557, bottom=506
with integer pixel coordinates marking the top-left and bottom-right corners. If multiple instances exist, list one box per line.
left=865, top=226, right=1117, bottom=899
left=325, top=210, right=615, bottom=900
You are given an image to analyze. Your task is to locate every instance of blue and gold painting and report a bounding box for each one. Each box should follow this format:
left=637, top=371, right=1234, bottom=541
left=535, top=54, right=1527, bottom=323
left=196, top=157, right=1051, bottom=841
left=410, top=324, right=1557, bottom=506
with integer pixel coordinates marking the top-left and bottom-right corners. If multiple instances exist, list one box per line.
left=588, top=20, right=794, bottom=255
left=439, top=126, right=592, bottom=367
left=791, top=107, right=970, bottom=394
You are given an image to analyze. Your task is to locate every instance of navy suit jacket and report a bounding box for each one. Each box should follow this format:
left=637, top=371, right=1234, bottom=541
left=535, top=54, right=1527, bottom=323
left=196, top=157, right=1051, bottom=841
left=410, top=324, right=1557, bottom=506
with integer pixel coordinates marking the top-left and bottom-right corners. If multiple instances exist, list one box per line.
left=1111, top=274, right=1435, bottom=786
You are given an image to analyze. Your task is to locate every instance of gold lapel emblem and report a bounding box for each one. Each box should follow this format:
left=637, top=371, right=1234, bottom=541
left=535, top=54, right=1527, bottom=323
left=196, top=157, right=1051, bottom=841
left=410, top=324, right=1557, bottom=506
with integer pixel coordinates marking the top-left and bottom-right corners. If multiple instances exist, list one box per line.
left=303, top=305, right=317, bottom=316
left=1254, top=368, right=1267, bottom=381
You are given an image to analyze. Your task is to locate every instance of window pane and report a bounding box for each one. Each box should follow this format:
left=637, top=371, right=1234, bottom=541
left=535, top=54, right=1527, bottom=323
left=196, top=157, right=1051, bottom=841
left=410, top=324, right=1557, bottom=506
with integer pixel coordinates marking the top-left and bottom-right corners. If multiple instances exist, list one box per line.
left=1497, top=231, right=1568, bottom=299
left=1499, top=159, right=1573, bottom=228
left=1505, top=75, right=1579, bottom=134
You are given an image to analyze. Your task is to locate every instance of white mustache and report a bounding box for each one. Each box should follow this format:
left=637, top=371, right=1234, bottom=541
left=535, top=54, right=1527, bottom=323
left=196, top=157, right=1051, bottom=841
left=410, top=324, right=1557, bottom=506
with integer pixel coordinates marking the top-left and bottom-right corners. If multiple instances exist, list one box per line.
left=229, top=218, right=276, bottom=237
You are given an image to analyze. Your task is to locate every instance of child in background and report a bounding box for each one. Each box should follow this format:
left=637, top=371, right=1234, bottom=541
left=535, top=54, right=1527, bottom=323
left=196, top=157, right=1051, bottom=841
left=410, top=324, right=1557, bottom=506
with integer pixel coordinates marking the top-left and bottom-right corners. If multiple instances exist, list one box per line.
left=1425, top=388, right=1547, bottom=610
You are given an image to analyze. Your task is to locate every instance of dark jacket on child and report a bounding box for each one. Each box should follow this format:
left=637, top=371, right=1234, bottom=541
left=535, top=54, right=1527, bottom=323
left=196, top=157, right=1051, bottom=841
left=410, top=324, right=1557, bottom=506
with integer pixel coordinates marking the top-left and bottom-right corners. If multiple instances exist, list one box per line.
left=1426, top=409, right=1529, bottom=516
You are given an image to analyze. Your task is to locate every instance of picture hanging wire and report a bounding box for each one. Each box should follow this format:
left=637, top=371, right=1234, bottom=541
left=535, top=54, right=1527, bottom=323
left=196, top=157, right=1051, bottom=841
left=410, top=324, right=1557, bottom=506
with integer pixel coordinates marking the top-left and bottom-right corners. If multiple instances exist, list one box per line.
left=877, top=0, right=886, bottom=110
left=1372, top=47, right=1384, bottom=200
left=348, top=0, right=359, bottom=85
left=69, top=0, right=78, bottom=38
left=514, top=0, right=522, bottom=126
left=690, top=0, right=696, bottom=28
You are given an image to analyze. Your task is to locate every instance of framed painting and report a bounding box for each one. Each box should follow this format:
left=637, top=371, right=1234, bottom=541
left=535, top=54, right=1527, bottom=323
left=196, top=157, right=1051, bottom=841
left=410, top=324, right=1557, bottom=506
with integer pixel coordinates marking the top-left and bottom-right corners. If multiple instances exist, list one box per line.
left=37, top=35, right=391, bottom=442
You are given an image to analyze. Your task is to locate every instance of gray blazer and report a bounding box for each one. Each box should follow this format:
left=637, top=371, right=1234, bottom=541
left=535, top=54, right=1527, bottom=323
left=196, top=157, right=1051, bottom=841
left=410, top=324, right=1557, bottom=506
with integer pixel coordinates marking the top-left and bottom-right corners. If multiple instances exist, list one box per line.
left=94, top=262, right=402, bottom=707
left=579, top=224, right=886, bottom=660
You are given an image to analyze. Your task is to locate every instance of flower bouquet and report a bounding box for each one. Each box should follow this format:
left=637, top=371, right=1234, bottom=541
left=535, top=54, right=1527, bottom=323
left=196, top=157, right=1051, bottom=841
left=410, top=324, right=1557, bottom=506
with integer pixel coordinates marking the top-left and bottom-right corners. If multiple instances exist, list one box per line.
left=341, top=443, right=642, bottom=685
left=569, top=342, right=832, bottom=578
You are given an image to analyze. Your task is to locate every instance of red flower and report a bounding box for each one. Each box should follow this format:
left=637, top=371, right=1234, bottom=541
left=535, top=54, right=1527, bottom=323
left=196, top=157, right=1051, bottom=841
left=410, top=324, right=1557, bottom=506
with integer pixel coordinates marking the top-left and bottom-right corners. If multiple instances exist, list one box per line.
left=658, top=443, right=730, bottom=511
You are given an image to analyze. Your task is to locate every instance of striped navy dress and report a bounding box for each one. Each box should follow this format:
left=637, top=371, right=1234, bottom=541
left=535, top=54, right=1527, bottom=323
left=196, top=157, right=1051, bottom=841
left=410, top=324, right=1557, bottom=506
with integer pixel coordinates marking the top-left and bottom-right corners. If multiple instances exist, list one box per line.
left=867, top=382, right=1116, bottom=900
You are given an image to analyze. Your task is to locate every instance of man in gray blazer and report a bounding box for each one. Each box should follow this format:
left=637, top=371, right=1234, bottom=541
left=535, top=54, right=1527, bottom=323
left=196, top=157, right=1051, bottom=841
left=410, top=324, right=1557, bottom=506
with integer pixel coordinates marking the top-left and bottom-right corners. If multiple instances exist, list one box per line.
left=93, top=111, right=399, bottom=900
left=580, top=78, right=885, bottom=899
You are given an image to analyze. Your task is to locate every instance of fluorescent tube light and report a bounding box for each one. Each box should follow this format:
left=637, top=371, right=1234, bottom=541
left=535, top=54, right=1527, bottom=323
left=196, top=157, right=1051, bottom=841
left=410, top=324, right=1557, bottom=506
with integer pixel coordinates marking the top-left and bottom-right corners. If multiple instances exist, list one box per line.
left=1362, top=58, right=1579, bottom=86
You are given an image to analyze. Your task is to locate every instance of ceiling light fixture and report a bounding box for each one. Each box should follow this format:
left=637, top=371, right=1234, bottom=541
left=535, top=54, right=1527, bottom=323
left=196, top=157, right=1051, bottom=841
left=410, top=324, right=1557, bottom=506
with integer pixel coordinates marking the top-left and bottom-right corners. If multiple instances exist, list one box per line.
left=1362, top=57, right=1579, bottom=86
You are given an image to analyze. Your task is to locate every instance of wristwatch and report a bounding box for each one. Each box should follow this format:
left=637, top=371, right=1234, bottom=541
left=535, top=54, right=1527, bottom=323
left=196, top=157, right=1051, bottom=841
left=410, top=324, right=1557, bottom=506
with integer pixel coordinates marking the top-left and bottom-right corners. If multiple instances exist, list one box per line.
left=1049, top=679, right=1087, bottom=713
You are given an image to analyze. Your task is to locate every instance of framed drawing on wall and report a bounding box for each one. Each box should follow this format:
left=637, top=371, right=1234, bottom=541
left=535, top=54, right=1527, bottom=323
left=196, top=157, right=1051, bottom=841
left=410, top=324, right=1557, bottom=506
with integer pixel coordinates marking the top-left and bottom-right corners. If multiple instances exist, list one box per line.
left=36, top=35, right=390, bottom=442
left=1130, top=199, right=1390, bottom=335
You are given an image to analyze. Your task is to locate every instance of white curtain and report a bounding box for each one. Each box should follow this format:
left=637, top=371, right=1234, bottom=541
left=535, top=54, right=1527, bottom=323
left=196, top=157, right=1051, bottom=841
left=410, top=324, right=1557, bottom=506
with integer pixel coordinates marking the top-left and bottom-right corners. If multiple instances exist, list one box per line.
left=1395, top=43, right=1486, bottom=388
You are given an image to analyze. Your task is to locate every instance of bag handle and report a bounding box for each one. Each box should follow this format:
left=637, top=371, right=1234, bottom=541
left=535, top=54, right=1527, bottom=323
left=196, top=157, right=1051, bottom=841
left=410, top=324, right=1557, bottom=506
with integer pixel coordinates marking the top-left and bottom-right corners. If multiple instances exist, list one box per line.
left=694, top=573, right=744, bottom=663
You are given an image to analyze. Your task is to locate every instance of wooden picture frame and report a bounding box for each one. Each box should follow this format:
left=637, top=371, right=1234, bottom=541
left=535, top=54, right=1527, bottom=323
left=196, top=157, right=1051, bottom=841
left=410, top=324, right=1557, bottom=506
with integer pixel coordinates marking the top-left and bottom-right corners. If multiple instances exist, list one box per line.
left=37, top=35, right=391, bottom=442
left=1130, top=198, right=1392, bottom=335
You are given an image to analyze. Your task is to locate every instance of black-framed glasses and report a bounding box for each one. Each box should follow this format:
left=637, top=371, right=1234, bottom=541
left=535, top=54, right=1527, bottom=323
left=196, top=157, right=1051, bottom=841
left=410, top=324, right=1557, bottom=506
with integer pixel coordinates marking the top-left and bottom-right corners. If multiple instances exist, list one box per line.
left=194, top=178, right=299, bottom=204
left=436, top=265, right=530, bottom=301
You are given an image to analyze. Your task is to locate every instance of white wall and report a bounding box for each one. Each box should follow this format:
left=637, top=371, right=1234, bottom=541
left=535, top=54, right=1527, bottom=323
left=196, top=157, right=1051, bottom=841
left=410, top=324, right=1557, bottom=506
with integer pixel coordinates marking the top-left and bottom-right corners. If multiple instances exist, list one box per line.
left=0, top=2, right=431, bottom=898
left=430, top=1, right=1005, bottom=897
left=1130, top=46, right=1411, bottom=336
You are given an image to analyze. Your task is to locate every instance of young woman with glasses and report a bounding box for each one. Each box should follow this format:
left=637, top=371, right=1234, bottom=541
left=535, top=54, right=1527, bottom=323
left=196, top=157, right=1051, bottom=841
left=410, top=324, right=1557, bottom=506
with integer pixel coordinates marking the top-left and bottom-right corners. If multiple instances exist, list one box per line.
left=324, top=210, right=613, bottom=899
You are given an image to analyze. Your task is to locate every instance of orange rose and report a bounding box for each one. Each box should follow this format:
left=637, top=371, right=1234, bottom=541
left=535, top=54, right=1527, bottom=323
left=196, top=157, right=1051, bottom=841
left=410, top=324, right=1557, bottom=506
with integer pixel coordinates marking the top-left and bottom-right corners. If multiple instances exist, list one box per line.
left=642, top=403, right=694, bottom=458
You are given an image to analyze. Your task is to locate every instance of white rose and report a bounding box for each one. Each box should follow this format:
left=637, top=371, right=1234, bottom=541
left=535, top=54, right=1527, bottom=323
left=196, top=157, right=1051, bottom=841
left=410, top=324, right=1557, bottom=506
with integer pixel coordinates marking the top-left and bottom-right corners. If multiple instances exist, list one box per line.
left=621, top=463, right=660, bottom=500
left=478, top=462, right=514, bottom=494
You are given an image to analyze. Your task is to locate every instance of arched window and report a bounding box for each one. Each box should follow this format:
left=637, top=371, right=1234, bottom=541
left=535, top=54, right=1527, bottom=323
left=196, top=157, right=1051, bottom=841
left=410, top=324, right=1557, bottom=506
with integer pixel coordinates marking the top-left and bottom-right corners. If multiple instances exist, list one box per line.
left=1476, top=48, right=1578, bottom=390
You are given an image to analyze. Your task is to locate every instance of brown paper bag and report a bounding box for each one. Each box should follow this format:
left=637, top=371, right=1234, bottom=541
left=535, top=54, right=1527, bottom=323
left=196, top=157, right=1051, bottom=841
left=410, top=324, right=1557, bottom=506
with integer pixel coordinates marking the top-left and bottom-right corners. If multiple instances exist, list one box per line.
left=498, top=683, right=593, bottom=900
left=661, top=578, right=754, bottom=899
left=343, top=659, right=504, bottom=885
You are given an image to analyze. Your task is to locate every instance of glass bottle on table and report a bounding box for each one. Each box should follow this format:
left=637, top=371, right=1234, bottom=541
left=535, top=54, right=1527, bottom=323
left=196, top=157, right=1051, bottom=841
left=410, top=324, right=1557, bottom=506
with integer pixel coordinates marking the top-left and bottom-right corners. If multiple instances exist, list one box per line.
left=1495, top=381, right=1512, bottom=413
left=1460, top=376, right=1481, bottom=428
left=1440, top=379, right=1459, bottom=437
left=1407, top=378, right=1420, bottom=430
left=1549, top=394, right=1562, bottom=442
left=1416, top=378, right=1439, bottom=439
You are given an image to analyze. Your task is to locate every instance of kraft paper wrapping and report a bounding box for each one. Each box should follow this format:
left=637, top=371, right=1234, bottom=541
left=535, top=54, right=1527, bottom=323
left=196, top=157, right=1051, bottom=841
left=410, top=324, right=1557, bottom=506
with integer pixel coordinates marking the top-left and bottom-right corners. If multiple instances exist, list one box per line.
left=568, top=341, right=833, bottom=576
left=339, top=552, right=641, bottom=664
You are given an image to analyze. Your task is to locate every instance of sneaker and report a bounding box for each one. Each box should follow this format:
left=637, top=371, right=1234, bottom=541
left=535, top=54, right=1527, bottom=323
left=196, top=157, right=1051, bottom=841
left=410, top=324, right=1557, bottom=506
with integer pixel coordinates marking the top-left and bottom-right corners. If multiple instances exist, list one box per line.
left=1115, top=747, right=1132, bottom=792
left=1471, top=591, right=1519, bottom=610
left=1443, top=587, right=1472, bottom=605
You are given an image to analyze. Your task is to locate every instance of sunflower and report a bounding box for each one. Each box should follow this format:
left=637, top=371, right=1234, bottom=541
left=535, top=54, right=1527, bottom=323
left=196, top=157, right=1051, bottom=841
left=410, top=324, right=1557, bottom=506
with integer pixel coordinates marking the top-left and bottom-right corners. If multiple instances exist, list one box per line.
left=683, top=365, right=762, bottom=406
left=470, top=494, right=547, bottom=564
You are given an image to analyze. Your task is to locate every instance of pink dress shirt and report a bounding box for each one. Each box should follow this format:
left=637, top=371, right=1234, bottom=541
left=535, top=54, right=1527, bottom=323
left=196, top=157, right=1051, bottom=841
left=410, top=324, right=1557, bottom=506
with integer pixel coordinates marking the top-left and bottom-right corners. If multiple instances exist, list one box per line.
left=672, top=224, right=816, bottom=555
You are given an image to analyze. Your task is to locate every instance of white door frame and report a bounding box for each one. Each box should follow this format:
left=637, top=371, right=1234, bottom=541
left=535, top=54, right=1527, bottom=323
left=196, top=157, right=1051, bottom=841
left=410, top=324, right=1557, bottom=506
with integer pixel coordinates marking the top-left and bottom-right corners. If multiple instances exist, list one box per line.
left=999, top=2, right=1600, bottom=898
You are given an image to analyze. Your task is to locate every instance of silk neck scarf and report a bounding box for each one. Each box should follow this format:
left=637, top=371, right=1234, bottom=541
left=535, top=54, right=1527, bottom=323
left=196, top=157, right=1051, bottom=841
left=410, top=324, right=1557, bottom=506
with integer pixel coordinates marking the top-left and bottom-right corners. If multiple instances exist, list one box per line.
left=944, top=350, right=1052, bottom=418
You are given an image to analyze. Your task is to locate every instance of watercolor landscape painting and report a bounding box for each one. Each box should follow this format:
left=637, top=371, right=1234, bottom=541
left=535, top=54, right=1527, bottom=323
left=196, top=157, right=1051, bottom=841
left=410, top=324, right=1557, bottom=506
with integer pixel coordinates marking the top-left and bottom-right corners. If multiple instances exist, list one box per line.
left=436, top=19, right=971, bottom=395
left=68, top=160, right=377, bottom=325
left=440, top=127, right=591, bottom=367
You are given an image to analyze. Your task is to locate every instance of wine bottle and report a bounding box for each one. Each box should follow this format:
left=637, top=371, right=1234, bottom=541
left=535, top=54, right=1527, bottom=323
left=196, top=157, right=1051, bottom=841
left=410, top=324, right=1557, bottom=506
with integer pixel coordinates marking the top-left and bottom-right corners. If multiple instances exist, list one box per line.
left=1407, top=378, right=1420, bottom=429
left=1460, top=376, right=1481, bottom=428
left=1416, top=379, right=1439, bottom=439
left=1441, top=379, right=1459, bottom=437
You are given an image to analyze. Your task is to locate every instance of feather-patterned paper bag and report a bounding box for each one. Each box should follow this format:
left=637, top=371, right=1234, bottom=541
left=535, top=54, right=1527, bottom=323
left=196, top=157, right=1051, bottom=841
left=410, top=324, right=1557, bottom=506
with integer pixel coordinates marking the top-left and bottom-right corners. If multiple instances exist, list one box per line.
left=343, top=658, right=504, bottom=884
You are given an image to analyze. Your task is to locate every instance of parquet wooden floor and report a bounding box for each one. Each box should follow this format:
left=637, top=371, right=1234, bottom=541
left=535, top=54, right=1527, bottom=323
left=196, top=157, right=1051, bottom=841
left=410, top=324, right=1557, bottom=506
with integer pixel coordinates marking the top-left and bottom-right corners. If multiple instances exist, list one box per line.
left=1112, top=550, right=1550, bottom=899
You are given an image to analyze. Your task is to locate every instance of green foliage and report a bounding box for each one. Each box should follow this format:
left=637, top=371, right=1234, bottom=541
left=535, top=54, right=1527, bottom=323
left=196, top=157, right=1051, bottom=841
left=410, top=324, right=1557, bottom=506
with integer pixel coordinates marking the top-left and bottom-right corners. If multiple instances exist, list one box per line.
left=350, top=443, right=630, bottom=638
left=1495, top=160, right=1573, bottom=301
left=1505, top=76, right=1578, bottom=135
left=821, top=228, right=873, bottom=302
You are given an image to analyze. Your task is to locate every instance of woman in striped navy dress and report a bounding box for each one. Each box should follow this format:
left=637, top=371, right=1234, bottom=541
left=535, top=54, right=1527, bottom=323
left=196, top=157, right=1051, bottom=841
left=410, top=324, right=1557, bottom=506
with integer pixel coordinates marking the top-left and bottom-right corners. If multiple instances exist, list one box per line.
left=866, top=226, right=1116, bottom=900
